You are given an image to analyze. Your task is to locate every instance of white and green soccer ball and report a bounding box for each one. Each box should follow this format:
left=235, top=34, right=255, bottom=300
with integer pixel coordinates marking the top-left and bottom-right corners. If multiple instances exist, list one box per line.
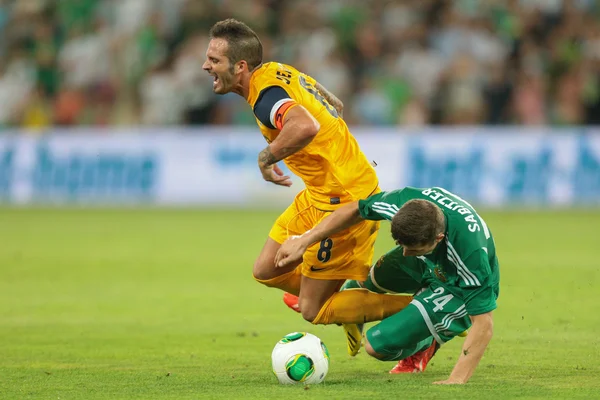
left=271, top=332, right=330, bottom=385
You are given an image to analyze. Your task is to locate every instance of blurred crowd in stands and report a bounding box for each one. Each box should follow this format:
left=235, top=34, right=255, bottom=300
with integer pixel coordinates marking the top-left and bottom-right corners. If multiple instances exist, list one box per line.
left=1, top=0, right=600, bottom=129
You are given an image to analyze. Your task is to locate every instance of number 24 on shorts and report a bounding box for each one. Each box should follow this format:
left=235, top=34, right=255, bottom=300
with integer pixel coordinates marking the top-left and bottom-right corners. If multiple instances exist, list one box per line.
left=422, top=287, right=454, bottom=312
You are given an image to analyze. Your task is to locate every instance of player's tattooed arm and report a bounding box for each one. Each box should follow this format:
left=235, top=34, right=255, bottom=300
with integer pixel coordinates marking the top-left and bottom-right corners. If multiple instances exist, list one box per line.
left=315, top=82, right=343, bottom=117
left=258, top=146, right=277, bottom=167
left=257, top=106, right=319, bottom=186
left=258, top=143, right=307, bottom=167
left=257, top=145, right=292, bottom=187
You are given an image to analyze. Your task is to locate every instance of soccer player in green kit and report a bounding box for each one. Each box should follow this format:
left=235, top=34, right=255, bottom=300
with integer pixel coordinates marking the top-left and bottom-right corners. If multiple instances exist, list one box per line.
left=275, top=186, right=499, bottom=384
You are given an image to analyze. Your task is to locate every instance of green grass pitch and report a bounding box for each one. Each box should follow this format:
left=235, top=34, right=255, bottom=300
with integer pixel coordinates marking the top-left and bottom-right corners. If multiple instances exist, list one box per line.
left=1, top=208, right=599, bottom=399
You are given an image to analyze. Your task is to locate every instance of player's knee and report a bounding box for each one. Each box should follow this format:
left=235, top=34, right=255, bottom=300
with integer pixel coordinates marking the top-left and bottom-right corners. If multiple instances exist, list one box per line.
left=365, top=326, right=408, bottom=361
left=298, top=297, right=321, bottom=323
left=252, top=266, right=267, bottom=282
left=364, top=337, right=385, bottom=360
left=301, top=308, right=318, bottom=323
left=252, top=258, right=274, bottom=282
left=300, top=302, right=320, bottom=323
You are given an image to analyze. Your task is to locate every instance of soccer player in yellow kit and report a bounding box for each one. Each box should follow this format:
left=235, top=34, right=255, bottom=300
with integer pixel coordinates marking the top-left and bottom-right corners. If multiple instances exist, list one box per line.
left=202, top=19, right=411, bottom=355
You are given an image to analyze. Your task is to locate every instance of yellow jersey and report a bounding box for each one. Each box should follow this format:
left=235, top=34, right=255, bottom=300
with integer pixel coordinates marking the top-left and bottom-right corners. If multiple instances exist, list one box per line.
left=246, top=62, right=378, bottom=210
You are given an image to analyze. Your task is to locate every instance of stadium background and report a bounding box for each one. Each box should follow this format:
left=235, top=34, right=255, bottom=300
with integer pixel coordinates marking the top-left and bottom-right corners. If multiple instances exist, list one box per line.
left=1, top=0, right=600, bottom=127
left=1, top=1, right=600, bottom=399
left=0, top=0, right=599, bottom=207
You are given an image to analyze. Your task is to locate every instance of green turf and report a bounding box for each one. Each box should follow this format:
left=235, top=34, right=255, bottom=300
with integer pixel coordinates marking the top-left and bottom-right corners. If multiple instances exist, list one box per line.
left=0, top=208, right=599, bottom=399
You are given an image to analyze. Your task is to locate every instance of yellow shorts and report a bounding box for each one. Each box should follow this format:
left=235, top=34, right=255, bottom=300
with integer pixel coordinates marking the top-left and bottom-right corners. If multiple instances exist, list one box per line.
left=269, top=189, right=380, bottom=281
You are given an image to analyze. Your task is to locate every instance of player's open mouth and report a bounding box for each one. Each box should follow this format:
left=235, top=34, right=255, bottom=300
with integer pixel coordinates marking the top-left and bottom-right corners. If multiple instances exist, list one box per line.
left=212, top=75, right=219, bottom=87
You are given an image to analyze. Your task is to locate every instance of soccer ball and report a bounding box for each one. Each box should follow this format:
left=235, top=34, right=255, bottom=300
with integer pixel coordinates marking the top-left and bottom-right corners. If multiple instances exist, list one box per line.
left=271, top=332, right=330, bottom=385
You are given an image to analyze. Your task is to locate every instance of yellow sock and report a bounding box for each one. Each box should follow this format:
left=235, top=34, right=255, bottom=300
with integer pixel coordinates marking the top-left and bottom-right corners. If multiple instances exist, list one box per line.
left=312, top=289, right=412, bottom=325
left=254, top=268, right=302, bottom=296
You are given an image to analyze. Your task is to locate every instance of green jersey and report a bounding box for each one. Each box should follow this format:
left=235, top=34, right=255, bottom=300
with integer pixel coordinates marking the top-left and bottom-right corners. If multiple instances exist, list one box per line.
left=358, top=186, right=500, bottom=316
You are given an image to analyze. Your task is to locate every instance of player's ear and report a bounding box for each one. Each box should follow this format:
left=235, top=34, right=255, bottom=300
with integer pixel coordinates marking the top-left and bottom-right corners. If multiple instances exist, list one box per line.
left=237, top=60, right=247, bottom=74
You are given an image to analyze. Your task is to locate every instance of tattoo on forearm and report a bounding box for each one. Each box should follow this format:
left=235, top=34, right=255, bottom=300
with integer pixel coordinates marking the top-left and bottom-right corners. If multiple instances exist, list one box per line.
left=258, top=146, right=277, bottom=167
left=463, top=348, right=470, bottom=356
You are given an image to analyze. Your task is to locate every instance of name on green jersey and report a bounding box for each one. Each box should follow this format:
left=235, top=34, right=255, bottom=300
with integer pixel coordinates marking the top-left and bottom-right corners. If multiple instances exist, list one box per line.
left=421, top=188, right=481, bottom=233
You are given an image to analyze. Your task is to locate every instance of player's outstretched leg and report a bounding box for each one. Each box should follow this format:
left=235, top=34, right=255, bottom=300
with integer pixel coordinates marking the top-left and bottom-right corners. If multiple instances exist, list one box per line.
left=279, top=279, right=410, bottom=358
left=283, top=281, right=368, bottom=356
left=338, top=246, right=424, bottom=357
left=284, top=278, right=374, bottom=315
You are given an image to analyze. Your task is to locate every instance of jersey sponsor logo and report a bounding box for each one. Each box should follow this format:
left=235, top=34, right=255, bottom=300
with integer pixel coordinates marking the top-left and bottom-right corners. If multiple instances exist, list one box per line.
left=310, top=265, right=327, bottom=272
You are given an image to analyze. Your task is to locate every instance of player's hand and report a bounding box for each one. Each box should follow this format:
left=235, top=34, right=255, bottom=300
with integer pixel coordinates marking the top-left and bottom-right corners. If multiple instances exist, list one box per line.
left=432, top=378, right=466, bottom=385
left=259, top=162, right=292, bottom=187
left=275, top=236, right=308, bottom=268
